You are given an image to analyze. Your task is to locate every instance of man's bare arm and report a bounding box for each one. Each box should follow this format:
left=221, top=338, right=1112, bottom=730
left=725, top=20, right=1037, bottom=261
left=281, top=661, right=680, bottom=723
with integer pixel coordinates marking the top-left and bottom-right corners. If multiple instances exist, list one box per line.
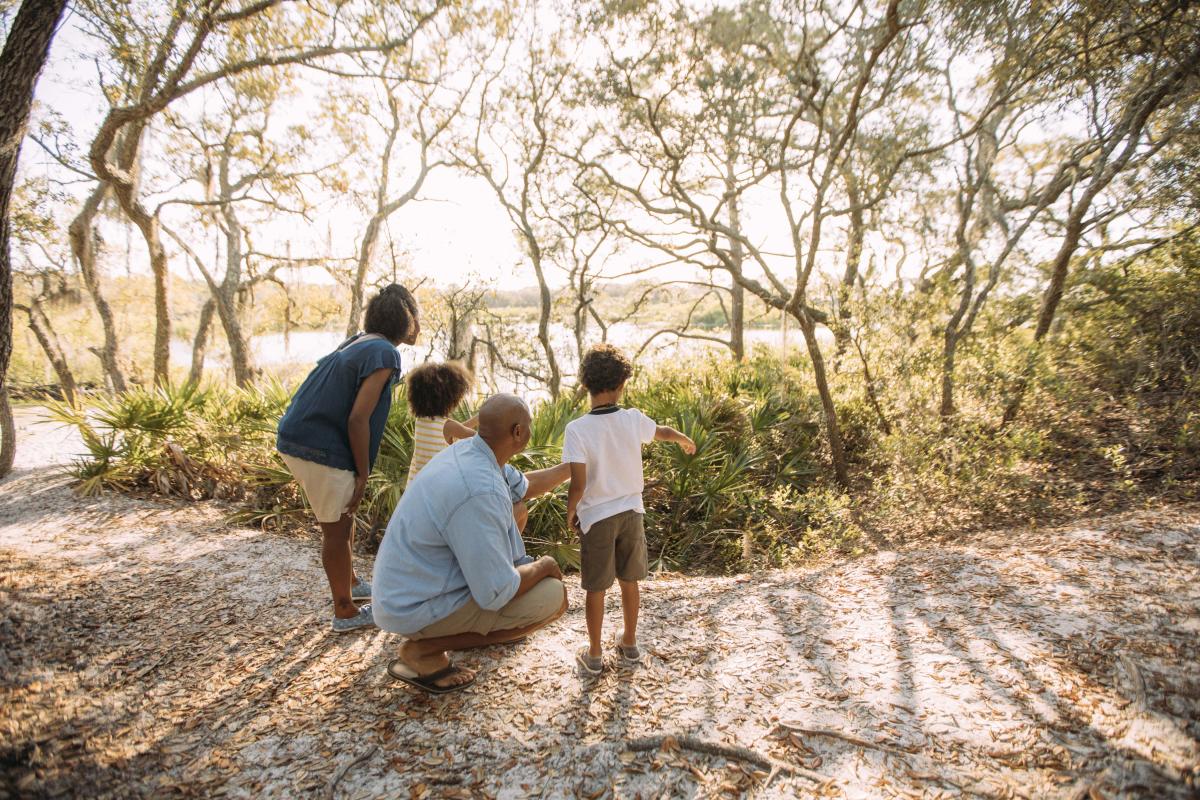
left=513, top=555, right=563, bottom=598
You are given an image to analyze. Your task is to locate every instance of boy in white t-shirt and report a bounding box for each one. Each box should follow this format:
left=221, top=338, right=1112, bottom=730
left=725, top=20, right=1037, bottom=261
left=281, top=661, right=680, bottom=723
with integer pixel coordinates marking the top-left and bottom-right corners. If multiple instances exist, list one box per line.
left=563, top=344, right=695, bottom=675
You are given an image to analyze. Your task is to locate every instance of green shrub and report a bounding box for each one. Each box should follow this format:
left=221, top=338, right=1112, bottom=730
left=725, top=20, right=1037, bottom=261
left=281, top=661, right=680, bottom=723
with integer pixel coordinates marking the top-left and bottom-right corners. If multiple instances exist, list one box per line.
left=1046, top=233, right=1200, bottom=485
left=47, top=382, right=285, bottom=500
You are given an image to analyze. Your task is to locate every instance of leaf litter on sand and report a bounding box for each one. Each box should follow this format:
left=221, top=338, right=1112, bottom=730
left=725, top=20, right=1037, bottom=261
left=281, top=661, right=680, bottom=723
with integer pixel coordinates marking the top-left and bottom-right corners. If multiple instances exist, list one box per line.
left=1, top=438, right=1199, bottom=798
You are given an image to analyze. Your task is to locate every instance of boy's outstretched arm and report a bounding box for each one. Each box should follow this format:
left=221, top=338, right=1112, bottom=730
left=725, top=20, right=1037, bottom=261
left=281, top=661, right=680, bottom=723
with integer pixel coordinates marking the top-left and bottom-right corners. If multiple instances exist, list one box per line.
left=565, top=462, right=587, bottom=533
left=655, top=424, right=696, bottom=454
left=523, top=462, right=570, bottom=499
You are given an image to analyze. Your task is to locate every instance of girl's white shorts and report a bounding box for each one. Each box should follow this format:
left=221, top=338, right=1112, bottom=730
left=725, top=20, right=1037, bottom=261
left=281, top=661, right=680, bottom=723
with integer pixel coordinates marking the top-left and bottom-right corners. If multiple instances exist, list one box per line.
left=280, top=453, right=357, bottom=523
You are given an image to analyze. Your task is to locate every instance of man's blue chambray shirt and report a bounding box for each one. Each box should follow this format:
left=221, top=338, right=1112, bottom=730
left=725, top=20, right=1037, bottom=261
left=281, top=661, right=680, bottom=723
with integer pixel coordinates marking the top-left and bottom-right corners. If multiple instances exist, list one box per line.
left=372, top=434, right=530, bottom=635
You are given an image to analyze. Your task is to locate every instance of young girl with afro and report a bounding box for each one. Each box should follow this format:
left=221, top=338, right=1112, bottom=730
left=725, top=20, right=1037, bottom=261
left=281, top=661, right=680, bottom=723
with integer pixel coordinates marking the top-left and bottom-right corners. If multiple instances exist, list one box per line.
left=404, top=361, right=478, bottom=484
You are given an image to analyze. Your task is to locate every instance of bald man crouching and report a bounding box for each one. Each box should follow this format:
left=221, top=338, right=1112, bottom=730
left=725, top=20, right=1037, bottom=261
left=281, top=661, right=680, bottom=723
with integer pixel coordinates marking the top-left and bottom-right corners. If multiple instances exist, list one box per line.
left=372, top=394, right=570, bottom=693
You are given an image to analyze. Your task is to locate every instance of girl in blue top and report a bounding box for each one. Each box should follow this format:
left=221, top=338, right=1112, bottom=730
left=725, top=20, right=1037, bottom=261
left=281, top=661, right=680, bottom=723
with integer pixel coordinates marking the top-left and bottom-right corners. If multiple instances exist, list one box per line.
left=277, top=283, right=419, bottom=632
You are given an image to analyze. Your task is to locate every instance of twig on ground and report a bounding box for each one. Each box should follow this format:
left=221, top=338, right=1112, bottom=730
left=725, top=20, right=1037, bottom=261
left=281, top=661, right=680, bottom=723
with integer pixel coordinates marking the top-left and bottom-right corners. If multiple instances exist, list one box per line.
left=1068, top=781, right=1098, bottom=800
left=907, top=768, right=1029, bottom=800
left=428, top=772, right=463, bottom=785
left=133, top=653, right=169, bottom=680
left=327, top=745, right=378, bottom=800
left=626, top=734, right=831, bottom=785
left=1118, top=654, right=1147, bottom=707
left=776, top=721, right=918, bottom=756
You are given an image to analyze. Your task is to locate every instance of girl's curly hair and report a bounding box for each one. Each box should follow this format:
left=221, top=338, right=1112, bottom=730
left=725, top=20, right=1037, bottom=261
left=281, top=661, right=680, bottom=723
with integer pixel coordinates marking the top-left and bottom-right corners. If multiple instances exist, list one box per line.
left=364, top=283, right=418, bottom=343
left=406, top=361, right=473, bottom=419
left=579, top=343, right=633, bottom=394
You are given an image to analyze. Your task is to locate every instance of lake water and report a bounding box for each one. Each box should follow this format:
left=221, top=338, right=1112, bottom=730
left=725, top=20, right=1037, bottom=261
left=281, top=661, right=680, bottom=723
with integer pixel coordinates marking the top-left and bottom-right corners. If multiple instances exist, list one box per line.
left=171, top=322, right=830, bottom=391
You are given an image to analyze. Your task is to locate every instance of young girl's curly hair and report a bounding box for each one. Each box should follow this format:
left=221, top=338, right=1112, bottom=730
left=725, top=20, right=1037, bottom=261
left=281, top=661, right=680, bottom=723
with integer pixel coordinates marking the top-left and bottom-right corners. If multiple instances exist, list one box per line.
left=579, top=343, right=633, bottom=394
left=406, top=361, right=473, bottom=419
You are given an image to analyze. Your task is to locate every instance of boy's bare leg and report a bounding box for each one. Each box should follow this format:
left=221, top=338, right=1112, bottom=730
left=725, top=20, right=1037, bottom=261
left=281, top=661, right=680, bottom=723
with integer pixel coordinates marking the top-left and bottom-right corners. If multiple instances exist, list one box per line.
left=618, top=579, right=639, bottom=646
left=396, top=585, right=568, bottom=689
left=319, top=515, right=357, bottom=619
left=585, top=589, right=606, bottom=658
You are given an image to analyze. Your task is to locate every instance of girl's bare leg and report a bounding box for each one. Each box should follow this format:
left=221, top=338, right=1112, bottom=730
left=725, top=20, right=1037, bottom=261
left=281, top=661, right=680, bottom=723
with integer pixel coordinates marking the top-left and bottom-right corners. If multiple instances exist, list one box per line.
left=319, top=515, right=357, bottom=618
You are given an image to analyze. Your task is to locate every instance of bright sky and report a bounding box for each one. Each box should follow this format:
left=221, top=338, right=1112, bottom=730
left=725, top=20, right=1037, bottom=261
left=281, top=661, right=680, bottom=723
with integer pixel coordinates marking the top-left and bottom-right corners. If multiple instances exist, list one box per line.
left=23, top=5, right=845, bottom=298
left=22, top=4, right=1102, bottom=300
left=27, top=8, right=569, bottom=290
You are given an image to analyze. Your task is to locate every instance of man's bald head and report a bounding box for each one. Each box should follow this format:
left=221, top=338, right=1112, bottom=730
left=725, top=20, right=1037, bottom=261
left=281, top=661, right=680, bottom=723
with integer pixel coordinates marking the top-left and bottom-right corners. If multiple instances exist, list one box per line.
left=477, top=394, right=532, bottom=459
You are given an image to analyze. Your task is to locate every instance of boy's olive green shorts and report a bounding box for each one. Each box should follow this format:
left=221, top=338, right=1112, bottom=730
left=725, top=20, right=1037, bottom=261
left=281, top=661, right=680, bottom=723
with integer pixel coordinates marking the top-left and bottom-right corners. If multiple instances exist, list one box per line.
left=581, top=510, right=648, bottom=591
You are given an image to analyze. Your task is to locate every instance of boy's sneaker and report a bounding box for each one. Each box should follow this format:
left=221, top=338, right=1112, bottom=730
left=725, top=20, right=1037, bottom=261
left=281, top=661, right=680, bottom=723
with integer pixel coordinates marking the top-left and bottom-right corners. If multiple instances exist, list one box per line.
left=576, top=647, right=604, bottom=675
left=332, top=603, right=374, bottom=633
left=614, top=641, right=642, bottom=663
left=351, top=578, right=371, bottom=601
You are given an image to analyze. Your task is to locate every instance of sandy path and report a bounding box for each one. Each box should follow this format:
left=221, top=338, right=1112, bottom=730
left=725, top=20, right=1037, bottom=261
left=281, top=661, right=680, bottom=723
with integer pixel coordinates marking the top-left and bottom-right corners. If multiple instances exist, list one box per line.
left=1, top=411, right=1198, bottom=799
left=7, top=405, right=84, bottom=475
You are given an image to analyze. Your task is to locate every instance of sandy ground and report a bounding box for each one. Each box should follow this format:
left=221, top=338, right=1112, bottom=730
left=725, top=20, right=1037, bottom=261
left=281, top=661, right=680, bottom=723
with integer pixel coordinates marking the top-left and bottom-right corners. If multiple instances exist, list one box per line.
left=1, top=408, right=1198, bottom=799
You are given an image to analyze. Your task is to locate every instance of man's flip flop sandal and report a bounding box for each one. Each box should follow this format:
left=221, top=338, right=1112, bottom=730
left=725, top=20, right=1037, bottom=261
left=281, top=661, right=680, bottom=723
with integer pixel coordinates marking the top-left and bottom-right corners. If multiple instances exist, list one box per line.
left=387, top=659, right=475, bottom=694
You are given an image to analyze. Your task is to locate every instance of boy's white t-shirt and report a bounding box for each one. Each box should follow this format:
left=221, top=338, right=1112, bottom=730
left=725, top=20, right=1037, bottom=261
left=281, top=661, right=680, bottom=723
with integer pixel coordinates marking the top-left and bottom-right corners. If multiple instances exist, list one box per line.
left=561, top=407, right=657, bottom=534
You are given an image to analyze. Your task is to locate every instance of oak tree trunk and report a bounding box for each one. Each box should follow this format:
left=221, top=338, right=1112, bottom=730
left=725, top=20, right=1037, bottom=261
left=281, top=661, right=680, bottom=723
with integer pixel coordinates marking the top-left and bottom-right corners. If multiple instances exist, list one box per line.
left=19, top=300, right=78, bottom=404
left=833, top=174, right=865, bottom=373
left=726, top=262, right=746, bottom=362
left=109, top=122, right=172, bottom=384
left=189, top=298, right=215, bottom=385
left=795, top=307, right=850, bottom=487
left=345, top=214, right=383, bottom=338
left=529, top=243, right=561, bottom=397
left=216, top=187, right=254, bottom=386
left=68, top=184, right=127, bottom=392
left=0, top=0, right=70, bottom=477
left=725, top=172, right=746, bottom=362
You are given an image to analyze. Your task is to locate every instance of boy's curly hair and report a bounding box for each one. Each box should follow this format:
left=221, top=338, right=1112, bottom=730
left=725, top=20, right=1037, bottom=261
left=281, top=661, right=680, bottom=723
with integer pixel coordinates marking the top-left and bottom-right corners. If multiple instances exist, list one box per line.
left=579, top=343, right=633, bottom=395
left=364, top=283, right=418, bottom=343
left=406, top=361, right=473, bottom=419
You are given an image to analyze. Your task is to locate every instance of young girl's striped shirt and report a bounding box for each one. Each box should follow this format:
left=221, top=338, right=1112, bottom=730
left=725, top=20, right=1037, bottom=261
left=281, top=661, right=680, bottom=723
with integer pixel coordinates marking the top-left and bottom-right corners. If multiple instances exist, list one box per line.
left=407, top=416, right=449, bottom=483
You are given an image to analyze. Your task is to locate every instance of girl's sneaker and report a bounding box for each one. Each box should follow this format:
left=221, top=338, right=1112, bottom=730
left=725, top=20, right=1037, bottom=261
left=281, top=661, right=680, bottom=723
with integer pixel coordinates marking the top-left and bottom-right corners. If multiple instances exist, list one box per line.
left=351, top=578, right=371, bottom=601
left=332, top=603, right=374, bottom=633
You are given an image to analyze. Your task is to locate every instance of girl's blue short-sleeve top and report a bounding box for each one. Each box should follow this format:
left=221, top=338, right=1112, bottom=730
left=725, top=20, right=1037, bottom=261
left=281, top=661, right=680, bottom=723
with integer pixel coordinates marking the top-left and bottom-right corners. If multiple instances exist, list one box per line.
left=276, top=334, right=402, bottom=473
